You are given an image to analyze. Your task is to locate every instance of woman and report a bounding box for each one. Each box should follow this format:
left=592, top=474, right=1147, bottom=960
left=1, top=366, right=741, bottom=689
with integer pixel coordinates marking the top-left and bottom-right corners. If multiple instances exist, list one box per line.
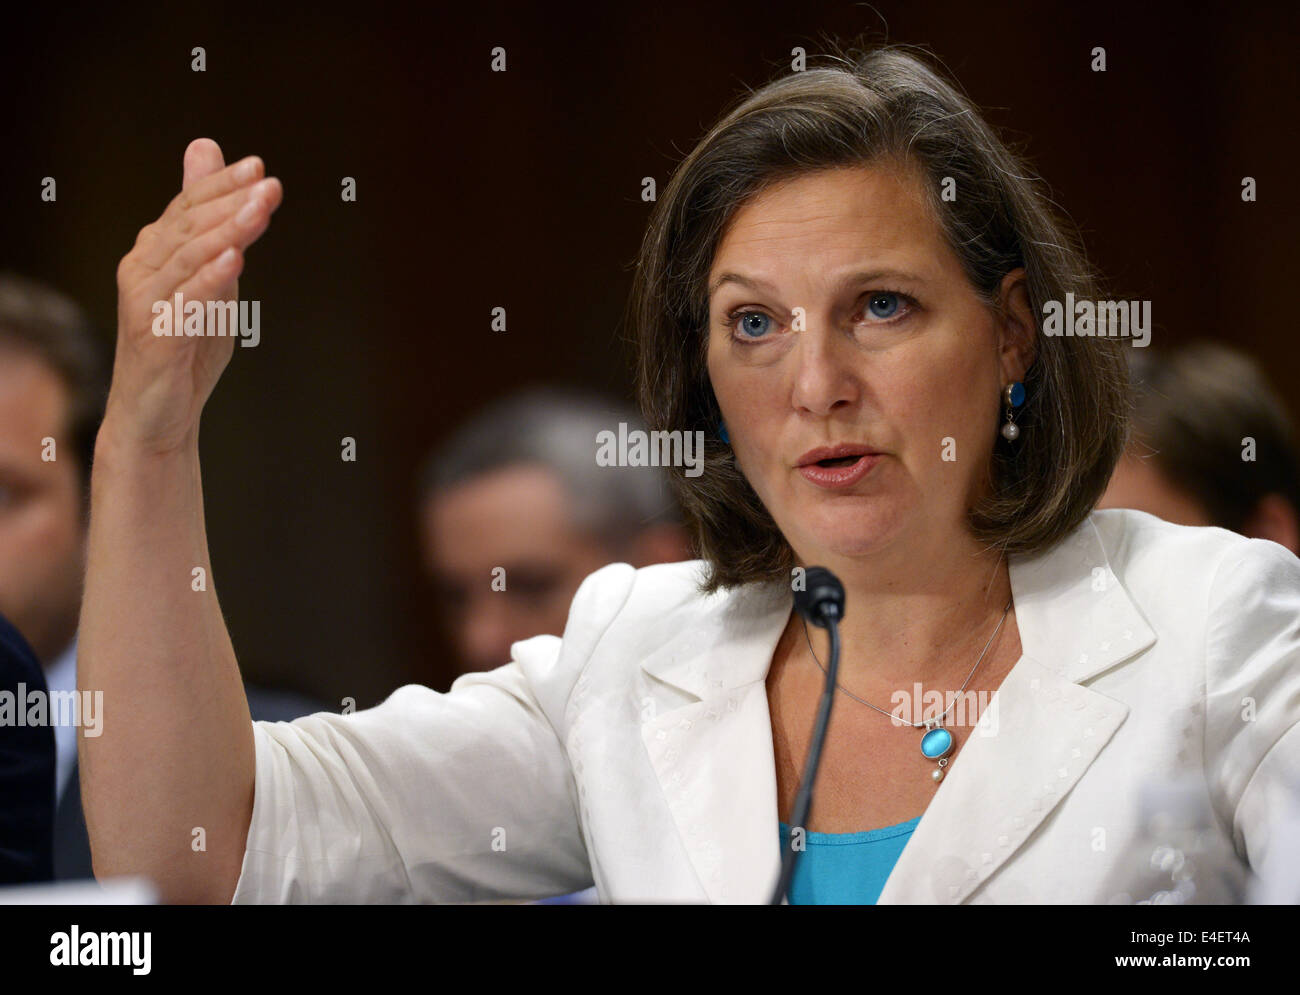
left=80, top=45, right=1300, bottom=904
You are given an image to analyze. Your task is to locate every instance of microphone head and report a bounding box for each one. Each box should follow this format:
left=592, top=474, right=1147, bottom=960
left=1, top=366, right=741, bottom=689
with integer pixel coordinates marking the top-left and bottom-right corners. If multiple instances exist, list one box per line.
left=793, top=566, right=845, bottom=627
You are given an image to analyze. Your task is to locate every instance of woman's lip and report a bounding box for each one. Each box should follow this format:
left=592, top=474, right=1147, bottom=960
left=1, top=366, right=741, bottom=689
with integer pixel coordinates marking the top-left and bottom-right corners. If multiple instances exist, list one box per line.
left=797, top=453, right=882, bottom=489
left=796, top=444, right=880, bottom=465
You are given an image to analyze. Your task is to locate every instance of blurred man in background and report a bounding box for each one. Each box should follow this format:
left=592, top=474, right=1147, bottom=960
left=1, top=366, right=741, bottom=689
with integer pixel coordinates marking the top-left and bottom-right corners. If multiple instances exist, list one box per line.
left=0, top=273, right=325, bottom=882
left=418, top=387, right=691, bottom=904
left=418, top=387, right=691, bottom=675
left=0, top=274, right=102, bottom=883
left=1099, top=341, right=1300, bottom=554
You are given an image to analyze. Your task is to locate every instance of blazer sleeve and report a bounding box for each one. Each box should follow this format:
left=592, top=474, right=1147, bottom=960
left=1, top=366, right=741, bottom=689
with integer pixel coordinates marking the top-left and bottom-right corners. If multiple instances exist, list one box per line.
left=1203, top=537, right=1300, bottom=875
left=229, top=562, right=638, bottom=903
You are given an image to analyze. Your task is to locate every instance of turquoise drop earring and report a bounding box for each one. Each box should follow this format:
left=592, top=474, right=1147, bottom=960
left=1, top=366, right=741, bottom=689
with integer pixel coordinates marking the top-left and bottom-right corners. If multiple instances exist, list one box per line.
left=1001, top=381, right=1025, bottom=441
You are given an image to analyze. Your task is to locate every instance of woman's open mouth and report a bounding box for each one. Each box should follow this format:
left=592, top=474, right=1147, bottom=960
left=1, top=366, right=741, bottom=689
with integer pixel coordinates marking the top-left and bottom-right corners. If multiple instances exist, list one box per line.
left=796, top=447, right=882, bottom=489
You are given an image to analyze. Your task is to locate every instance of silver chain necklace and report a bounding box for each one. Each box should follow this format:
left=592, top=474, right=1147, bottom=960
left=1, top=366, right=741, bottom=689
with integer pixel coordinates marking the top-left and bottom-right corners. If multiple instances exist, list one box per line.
left=800, top=596, right=1012, bottom=782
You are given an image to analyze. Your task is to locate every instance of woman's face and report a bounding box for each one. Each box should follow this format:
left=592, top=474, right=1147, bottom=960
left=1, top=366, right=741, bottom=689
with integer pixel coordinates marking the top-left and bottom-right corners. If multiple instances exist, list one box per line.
left=705, top=164, right=1033, bottom=568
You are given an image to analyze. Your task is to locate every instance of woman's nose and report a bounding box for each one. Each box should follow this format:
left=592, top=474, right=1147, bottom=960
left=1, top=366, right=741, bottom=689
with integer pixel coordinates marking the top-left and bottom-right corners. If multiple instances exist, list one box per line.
left=789, top=320, right=860, bottom=416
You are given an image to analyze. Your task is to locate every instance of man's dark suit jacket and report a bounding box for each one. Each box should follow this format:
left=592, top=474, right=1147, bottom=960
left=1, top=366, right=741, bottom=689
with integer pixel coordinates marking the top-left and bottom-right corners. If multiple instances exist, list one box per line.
left=0, top=612, right=55, bottom=884
left=54, top=682, right=328, bottom=880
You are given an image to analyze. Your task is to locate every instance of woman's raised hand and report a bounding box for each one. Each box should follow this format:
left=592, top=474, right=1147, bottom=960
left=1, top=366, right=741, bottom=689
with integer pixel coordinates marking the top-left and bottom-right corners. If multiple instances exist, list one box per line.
left=108, top=138, right=282, bottom=454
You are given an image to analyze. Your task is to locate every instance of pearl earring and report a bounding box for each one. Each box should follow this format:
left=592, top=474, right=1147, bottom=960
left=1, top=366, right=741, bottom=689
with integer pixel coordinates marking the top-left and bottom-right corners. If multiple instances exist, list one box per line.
left=1001, top=381, right=1025, bottom=441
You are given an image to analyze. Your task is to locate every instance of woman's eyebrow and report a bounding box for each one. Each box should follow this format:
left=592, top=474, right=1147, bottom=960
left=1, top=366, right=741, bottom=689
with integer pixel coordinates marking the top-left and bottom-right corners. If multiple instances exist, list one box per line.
left=708, top=268, right=926, bottom=297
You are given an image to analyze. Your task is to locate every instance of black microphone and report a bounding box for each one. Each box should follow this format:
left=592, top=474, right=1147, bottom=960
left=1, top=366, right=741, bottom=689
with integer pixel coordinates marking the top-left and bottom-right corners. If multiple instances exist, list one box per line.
left=770, top=566, right=845, bottom=905
left=793, top=568, right=845, bottom=629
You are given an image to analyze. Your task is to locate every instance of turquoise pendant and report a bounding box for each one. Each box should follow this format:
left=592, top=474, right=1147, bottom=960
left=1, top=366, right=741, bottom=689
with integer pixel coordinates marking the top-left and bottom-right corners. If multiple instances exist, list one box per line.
left=922, top=721, right=954, bottom=782
left=921, top=727, right=953, bottom=759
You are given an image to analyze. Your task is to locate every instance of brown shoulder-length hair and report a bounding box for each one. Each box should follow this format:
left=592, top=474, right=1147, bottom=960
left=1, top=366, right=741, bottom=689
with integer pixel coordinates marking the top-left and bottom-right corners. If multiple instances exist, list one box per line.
left=630, top=42, right=1131, bottom=593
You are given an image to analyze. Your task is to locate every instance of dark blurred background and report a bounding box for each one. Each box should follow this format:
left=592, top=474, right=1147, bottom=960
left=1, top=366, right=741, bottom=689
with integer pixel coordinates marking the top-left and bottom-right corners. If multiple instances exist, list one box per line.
left=1, top=1, right=1295, bottom=703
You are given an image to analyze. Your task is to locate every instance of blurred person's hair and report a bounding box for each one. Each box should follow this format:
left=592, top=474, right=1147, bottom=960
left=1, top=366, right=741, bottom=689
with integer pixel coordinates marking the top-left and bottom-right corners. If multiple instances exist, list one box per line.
left=419, top=386, right=682, bottom=546
left=630, top=41, right=1130, bottom=592
left=1127, top=341, right=1300, bottom=533
left=0, top=273, right=108, bottom=492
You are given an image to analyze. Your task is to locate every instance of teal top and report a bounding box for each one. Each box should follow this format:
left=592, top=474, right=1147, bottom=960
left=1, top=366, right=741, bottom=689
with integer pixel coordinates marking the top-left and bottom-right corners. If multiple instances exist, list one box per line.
left=777, top=816, right=922, bottom=904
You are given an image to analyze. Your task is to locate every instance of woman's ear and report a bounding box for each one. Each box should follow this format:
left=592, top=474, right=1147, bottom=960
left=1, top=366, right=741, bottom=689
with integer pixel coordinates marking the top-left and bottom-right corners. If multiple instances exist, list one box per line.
left=995, top=267, right=1037, bottom=382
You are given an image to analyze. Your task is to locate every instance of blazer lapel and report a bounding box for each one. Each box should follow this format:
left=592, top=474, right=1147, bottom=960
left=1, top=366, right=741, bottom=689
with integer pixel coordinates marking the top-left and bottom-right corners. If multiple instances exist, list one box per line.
left=872, top=653, right=1129, bottom=902
left=639, top=579, right=790, bottom=903
left=877, top=516, right=1156, bottom=903
left=638, top=514, right=1156, bottom=904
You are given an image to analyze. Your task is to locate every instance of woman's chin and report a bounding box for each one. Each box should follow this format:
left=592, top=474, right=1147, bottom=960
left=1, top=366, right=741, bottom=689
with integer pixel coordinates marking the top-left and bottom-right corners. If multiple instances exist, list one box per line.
left=789, top=505, right=906, bottom=561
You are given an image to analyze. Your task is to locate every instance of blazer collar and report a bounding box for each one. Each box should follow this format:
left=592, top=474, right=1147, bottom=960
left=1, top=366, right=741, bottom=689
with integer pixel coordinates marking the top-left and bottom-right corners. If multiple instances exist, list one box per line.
left=638, top=513, right=1156, bottom=903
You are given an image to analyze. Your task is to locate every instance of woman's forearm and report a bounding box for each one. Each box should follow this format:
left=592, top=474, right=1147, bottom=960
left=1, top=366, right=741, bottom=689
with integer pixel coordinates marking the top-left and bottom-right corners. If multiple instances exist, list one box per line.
left=78, top=419, right=253, bottom=903
left=80, top=139, right=282, bottom=902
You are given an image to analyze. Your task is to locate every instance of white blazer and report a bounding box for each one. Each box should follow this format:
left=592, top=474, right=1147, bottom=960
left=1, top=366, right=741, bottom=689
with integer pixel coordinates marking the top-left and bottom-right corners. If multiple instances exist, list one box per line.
left=230, top=508, right=1300, bottom=904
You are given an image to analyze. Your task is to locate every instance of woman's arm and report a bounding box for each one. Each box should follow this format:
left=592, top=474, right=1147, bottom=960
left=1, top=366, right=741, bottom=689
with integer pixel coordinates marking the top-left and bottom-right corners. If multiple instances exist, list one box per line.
left=223, top=565, right=637, bottom=903
left=77, top=139, right=282, bottom=903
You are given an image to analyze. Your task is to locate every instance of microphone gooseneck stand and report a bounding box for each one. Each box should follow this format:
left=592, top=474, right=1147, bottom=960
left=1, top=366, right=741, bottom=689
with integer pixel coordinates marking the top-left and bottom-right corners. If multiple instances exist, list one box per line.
left=770, top=567, right=845, bottom=906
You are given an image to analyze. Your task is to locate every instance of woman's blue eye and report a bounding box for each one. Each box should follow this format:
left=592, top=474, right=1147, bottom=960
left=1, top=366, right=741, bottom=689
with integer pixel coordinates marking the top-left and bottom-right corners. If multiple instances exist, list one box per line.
left=727, top=292, right=911, bottom=341
left=867, top=292, right=900, bottom=319
left=738, top=311, right=772, bottom=337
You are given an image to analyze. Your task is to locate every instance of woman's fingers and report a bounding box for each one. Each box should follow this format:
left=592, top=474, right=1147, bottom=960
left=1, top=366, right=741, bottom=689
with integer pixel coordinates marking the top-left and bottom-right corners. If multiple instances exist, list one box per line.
left=162, top=155, right=265, bottom=225
left=174, top=245, right=245, bottom=307
left=182, top=137, right=227, bottom=190
left=132, top=182, right=277, bottom=277
left=140, top=177, right=282, bottom=304
left=133, top=157, right=269, bottom=272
